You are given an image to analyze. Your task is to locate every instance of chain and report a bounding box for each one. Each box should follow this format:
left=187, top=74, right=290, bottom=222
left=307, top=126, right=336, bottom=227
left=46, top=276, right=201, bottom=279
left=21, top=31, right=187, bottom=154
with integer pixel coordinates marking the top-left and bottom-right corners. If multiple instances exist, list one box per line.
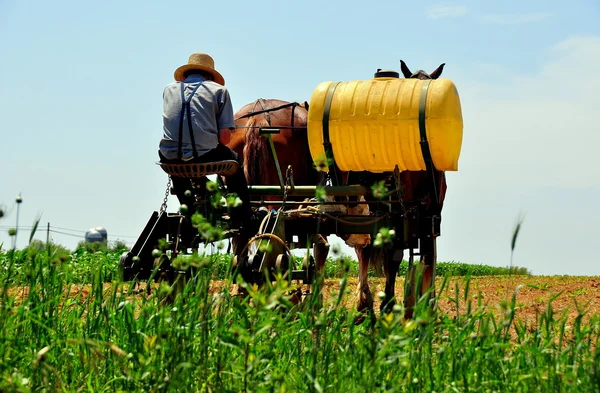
left=282, top=165, right=293, bottom=208
left=160, top=177, right=172, bottom=213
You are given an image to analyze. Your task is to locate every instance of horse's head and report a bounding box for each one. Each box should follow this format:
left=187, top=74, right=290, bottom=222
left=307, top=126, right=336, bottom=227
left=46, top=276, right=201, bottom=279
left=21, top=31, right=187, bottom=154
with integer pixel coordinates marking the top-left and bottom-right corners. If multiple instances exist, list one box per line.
left=400, top=59, right=445, bottom=80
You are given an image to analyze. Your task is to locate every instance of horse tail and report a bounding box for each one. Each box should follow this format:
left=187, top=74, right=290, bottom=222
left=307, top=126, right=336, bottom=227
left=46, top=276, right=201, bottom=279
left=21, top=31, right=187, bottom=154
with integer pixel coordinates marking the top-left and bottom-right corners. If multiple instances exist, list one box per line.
left=243, top=117, right=271, bottom=184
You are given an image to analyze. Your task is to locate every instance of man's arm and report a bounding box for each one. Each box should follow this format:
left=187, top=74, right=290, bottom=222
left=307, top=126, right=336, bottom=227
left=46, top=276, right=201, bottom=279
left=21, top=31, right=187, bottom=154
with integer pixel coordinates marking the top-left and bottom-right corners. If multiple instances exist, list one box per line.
left=217, top=89, right=235, bottom=146
left=218, top=127, right=232, bottom=145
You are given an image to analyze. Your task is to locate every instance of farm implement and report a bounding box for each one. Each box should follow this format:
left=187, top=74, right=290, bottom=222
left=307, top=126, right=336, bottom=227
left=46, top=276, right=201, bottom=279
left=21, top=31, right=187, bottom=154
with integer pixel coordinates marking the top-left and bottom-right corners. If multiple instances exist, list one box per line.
left=119, top=64, right=463, bottom=318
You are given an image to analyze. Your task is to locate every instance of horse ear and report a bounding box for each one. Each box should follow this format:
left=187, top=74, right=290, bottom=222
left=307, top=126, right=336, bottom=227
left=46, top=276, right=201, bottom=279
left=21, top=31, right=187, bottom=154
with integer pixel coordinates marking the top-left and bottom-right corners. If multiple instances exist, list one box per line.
left=430, top=63, right=446, bottom=79
left=400, top=60, right=412, bottom=78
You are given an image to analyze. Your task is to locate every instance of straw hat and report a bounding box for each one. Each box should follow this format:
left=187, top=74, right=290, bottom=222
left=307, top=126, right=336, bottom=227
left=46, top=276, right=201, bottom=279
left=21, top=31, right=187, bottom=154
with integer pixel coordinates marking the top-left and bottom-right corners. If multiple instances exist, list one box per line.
left=173, top=53, right=225, bottom=85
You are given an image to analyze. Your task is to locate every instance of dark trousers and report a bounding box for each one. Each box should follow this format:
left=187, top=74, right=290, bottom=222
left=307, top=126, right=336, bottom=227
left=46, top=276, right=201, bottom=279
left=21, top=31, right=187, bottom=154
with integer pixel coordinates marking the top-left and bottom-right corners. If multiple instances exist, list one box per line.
left=158, top=145, right=253, bottom=227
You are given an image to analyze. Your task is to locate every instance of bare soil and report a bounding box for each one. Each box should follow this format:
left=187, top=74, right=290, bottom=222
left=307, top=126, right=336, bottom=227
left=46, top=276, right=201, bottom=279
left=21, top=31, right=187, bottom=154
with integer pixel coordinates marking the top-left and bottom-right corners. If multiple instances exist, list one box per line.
left=6, top=276, right=600, bottom=326
left=323, top=275, right=600, bottom=325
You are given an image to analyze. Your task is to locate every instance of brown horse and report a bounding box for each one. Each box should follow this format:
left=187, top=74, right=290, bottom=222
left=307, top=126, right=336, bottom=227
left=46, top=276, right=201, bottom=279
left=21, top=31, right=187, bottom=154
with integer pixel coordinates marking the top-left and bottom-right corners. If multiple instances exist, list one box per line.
left=398, top=60, right=448, bottom=319
left=228, top=98, right=321, bottom=199
left=228, top=60, right=449, bottom=320
left=227, top=98, right=331, bottom=293
left=350, top=60, right=448, bottom=319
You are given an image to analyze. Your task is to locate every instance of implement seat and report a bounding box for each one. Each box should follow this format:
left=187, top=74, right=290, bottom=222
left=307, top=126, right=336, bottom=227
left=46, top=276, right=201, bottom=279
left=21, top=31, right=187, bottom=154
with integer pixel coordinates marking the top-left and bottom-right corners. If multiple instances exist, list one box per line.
left=158, top=160, right=239, bottom=178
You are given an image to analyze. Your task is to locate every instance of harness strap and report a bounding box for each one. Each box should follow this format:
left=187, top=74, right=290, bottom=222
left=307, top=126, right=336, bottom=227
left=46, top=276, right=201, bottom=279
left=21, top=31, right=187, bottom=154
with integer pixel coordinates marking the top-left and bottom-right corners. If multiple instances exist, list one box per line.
left=291, top=102, right=296, bottom=130
left=418, top=79, right=440, bottom=212
left=177, top=81, right=204, bottom=160
left=234, top=101, right=301, bottom=120
left=185, top=99, right=199, bottom=159
left=258, top=98, right=270, bottom=125
left=322, top=82, right=341, bottom=186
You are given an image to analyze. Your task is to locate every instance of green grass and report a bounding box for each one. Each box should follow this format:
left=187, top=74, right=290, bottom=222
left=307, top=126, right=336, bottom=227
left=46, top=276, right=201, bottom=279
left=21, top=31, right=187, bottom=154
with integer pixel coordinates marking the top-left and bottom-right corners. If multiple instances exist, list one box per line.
left=0, top=247, right=530, bottom=287
left=0, top=203, right=593, bottom=392
left=0, top=247, right=598, bottom=392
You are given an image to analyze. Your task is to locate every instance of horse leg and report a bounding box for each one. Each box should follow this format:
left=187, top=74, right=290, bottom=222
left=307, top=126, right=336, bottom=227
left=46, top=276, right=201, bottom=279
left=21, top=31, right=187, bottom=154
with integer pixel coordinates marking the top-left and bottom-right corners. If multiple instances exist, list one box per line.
left=356, top=245, right=373, bottom=312
left=381, top=244, right=403, bottom=315
left=230, top=220, right=257, bottom=297
left=371, top=253, right=385, bottom=277
left=403, top=255, right=417, bottom=320
left=354, top=245, right=375, bottom=324
left=310, top=234, right=329, bottom=308
left=419, top=235, right=437, bottom=314
left=403, top=236, right=437, bottom=320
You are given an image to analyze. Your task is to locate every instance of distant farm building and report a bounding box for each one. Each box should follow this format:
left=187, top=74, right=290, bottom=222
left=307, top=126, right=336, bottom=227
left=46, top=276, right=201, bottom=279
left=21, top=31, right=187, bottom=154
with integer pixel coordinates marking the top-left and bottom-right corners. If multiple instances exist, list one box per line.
left=85, top=227, right=108, bottom=243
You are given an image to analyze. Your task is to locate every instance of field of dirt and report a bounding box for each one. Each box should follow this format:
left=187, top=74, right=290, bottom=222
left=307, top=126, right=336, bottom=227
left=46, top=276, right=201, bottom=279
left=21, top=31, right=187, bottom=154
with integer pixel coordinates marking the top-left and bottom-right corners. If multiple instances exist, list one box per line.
left=324, top=275, right=600, bottom=325
left=222, top=275, right=600, bottom=326
left=7, top=275, right=600, bottom=326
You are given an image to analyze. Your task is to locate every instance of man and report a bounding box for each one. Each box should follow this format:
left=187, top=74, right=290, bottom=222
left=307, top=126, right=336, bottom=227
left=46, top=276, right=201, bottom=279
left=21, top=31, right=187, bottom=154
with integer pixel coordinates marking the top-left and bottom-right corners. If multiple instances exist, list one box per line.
left=158, top=52, right=253, bottom=230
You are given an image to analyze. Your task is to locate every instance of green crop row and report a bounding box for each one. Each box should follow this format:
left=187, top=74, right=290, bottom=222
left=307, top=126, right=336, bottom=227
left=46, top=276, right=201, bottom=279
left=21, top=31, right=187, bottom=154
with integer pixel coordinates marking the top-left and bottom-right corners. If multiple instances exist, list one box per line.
left=0, top=248, right=597, bottom=392
left=0, top=245, right=529, bottom=286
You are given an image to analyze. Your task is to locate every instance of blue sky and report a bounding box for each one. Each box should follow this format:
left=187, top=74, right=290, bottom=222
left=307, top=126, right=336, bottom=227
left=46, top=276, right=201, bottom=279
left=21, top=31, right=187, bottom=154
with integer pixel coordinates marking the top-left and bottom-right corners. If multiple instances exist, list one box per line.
left=1, top=0, right=599, bottom=275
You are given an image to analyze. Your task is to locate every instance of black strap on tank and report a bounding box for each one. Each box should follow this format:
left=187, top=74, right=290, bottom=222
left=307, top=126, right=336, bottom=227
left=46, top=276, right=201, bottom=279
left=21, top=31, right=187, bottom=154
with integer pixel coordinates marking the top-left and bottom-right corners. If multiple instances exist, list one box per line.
left=322, top=82, right=341, bottom=186
left=177, top=82, right=203, bottom=160
left=418, top=79, right=440, bottom=210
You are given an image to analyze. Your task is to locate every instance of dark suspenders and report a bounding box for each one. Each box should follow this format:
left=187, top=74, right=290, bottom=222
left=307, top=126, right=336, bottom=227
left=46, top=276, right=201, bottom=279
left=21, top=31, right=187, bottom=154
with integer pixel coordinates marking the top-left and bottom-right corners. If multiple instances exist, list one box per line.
left=177, top=81, right=204, bottom=160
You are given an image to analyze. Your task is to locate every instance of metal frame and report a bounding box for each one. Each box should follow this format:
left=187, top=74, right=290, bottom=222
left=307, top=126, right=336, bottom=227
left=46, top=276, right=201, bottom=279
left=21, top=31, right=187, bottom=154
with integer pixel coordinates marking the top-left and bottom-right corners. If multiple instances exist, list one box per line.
left=120, top=83, right=443, bottom=309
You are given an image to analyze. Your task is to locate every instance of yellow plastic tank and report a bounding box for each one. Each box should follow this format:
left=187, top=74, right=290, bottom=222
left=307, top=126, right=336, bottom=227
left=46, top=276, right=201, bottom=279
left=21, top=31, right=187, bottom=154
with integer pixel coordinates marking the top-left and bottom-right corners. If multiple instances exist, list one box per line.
left=307, top=75, right=463, bottom=172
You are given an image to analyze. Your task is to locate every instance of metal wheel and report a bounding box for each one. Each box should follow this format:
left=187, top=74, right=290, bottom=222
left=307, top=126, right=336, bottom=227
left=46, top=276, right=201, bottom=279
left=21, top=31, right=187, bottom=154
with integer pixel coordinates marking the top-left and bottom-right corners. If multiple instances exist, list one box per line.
left=153, top=253, right=171, bottom=281
left=151, top=253, right=178, bottom=301
left=232, top=255, right=239, bottom=272
left=118, top=251, right=132, bottom=282
left=249, top=253, right=263, bottom=271
left=302, top=255, right=316, bottom=285
left=238, top=253, right=261, bottom=284
left=274, top=253, right=291, bottom=280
